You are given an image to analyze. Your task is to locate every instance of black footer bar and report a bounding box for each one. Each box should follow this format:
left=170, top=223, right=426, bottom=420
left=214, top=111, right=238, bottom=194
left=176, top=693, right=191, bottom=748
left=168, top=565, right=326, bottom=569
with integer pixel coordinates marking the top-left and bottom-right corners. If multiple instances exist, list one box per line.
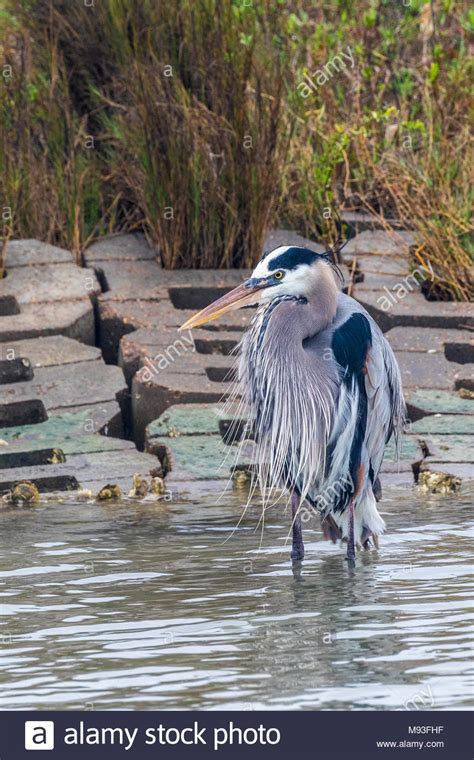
left=1, top=709, right=471, bottom=759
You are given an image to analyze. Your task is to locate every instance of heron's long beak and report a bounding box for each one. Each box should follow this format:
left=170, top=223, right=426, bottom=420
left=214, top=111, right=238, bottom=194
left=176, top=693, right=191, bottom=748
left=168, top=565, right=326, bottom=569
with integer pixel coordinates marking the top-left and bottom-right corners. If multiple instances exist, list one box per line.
left=179, top=279, right=268, bottom=331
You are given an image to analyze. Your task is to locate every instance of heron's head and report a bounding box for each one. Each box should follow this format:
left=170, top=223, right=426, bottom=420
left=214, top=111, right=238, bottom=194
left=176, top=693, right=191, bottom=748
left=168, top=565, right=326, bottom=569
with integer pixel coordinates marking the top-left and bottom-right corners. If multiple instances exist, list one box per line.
left=180, top=245, right=339, bottom=330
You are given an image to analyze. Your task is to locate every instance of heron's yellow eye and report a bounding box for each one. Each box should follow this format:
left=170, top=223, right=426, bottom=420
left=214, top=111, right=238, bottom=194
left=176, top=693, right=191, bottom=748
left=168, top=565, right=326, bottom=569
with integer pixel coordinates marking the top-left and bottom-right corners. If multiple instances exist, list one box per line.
left=274, top=270, right=285, bottom=280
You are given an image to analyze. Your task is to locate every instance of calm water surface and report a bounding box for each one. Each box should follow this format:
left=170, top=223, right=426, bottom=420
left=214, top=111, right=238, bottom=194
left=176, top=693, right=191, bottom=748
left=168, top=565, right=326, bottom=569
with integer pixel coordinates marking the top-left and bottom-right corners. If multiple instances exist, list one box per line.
left=0, top=487, right=472, bottom=710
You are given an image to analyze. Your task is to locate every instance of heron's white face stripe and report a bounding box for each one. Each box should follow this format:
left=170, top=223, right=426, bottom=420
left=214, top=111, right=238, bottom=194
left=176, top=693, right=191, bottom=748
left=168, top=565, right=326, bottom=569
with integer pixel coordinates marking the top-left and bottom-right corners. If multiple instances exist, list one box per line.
left=252, top=246, right=293, bottom=277
left=251, top=246, right=327, bottom=302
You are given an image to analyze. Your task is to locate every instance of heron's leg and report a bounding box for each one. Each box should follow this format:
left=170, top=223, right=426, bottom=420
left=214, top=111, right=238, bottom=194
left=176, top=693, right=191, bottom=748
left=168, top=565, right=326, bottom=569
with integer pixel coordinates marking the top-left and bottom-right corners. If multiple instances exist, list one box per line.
left=346, top=497, right=356, bottom=563
left=346, top=464, right=364, bottom=564
left=291, top=491, right=304, bottom=561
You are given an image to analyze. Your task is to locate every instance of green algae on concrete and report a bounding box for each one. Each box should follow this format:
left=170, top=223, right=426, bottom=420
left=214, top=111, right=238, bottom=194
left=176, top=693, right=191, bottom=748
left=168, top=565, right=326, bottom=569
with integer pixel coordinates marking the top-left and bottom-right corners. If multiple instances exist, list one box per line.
left=411, top=414, right=474, bottom=435
left=159, top=435, right=232, bottom=480
left=146, top=404, right=249, bottom=480
left=384, top=435, right=419, bottom=461
left=147, top=404, right=236, bottom=439
left=407, top=389, right=474, bottom=417
left=148, top=403, right=424, bottom=482
left=0, top=406, right=131, bottom=456
left=418, top=435, right=474, bottom=463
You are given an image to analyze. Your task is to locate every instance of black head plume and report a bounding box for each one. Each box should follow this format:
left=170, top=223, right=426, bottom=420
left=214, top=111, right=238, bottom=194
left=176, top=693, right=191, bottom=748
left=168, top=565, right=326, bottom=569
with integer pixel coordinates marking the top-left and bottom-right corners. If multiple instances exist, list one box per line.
left=319, top=210, right=347, bottom=283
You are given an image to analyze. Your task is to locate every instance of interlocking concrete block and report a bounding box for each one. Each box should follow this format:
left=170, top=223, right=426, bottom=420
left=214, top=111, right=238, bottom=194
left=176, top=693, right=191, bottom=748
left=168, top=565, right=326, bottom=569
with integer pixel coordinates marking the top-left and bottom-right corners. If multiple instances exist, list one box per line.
left=98, top=295, right=251, bottom=363
left=155, top=436, right=236, bottom=481
left=97, top=298, right=172, bottom=363
left=67, top=448, right=161, bottom=492
left=0, top=427, right=134, bottom=458
left=0, top=238, right=179, bottom=495
left=406, top=389, right=474, bottom=421
left=343, top=230, right=416, bottom=256
left=145, top=403, right=419, bottom=486
left=0, top=398, right=127, bottom=494
left=95, top=262, right=252, bottom=300
left=118, top=328, right=172, bottom=384
left=385, top=327, right=474, bottom=356
left=146, top=403, right=238, bottom=440
left=0, top=409, right=125, bottom=454
left=84, top=232, right=158, bottom=263
left=348, top=256, right=474, bottom=337
left=48, top=402, right=124, bottom=438
left=5, top=239, right=75, bottom=267
left=0, top=336, right=101, bottom=368
left=395, top=351, right=465, bottom=391
left=145, top=403, right=250, bottom=481
left=92, top=260, right=165, bottom=298
left=145, top=352, right=235, bottom=381
left=0, top=385, right=161, bottom=492
left=0, top=301, right=95, bottom=344
left=358, top=290, right=474, bottom=332
left=0, top=264, right=100, bottom=305
left=379, top=459, right=416, bottom=474
left=348, top=254, right=408, bottom=276
left=0, top=368, right=126, bottom=443
left=0, top=361, right=127, bottom=413
left=119, top=328, right=241, bottom=383
left=416, top=435, right=474, bottom=464
left=341, top=211, right=406, bottom=234
left=383, top=435, right=420, bottom=462
left=121, top=330, right=237, bottom=386
left=0, top=254, right=100, bottom=344
left=353, top=272, right=411, bottom=293
left=410, top=414, right=474, bottom=435
left=133, top=371, right=232, bottom=447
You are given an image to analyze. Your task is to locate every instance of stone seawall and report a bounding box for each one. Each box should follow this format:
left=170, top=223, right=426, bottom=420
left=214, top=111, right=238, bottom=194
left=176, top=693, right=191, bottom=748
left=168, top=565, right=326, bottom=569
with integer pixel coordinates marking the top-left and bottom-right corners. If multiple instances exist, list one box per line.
left=1, top=226, right=472, bottom=500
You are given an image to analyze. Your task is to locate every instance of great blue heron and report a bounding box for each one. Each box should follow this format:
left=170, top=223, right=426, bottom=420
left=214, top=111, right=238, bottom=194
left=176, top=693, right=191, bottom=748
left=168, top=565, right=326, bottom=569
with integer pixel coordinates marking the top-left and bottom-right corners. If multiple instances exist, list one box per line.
left=180, top=244, right=405, bottom=563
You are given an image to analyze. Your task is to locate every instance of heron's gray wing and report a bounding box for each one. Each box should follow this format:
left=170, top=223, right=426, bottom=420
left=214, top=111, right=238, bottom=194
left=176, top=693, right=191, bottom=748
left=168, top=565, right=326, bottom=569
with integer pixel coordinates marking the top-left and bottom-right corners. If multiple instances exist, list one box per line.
left=364, top=325, right=405, bottom=481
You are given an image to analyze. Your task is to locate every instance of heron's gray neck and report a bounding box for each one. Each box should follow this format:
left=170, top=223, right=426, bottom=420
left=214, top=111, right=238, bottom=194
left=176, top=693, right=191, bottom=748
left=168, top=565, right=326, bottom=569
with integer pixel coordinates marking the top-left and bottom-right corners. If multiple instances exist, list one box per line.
left=243, top=264, right=338, bottom=383
left=296, top=264, right=338, bottom=340
left=266, top=263, right=338, bottom=346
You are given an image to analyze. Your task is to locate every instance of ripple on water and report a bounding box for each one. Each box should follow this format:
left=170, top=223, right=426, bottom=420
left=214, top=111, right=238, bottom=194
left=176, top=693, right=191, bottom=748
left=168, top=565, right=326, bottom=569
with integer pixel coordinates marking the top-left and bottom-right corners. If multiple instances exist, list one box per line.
left=0, top=490, right=472, bottom=709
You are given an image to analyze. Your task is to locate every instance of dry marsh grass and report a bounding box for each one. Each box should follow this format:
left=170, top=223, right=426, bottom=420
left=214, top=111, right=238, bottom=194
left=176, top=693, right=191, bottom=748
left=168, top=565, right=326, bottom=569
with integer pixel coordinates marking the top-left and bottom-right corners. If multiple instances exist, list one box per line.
left=0, top=0, right=472, bottom=297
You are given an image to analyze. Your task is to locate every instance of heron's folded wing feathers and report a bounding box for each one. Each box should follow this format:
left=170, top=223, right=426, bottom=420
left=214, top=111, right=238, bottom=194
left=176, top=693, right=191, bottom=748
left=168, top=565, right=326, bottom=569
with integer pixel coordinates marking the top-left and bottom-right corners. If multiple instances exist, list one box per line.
left=365, top=329, right=405, bottom=479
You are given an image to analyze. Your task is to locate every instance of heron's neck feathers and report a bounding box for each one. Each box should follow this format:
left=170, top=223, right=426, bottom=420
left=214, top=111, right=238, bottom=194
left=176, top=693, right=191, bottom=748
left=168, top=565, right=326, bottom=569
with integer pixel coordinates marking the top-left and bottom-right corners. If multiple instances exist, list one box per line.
left=303, top=262, right=338, bottom=337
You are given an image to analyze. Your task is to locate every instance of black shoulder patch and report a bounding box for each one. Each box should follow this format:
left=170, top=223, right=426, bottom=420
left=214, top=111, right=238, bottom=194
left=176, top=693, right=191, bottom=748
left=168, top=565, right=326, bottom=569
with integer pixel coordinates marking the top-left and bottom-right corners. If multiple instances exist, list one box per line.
left=331, top=313, right=372, bottom=379
left=267, top=246, right=319, bottom=272
left=330, top=313, right=373, bottom=508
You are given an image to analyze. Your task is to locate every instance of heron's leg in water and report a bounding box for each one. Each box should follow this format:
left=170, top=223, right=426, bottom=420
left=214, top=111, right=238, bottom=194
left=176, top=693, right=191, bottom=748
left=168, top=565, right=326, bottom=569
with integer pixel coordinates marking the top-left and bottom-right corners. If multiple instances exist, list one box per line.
left=346, top=464, right=365, bottom=563
left=291, top=491, right=304, bottom=561
left=346, top=497, right=356, bottom=563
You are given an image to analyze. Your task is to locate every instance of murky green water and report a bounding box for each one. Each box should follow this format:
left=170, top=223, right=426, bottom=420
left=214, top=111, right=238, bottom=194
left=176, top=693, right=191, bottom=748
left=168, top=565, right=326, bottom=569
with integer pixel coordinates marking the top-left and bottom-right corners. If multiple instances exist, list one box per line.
left=0, top=487, right=472, bottom=710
